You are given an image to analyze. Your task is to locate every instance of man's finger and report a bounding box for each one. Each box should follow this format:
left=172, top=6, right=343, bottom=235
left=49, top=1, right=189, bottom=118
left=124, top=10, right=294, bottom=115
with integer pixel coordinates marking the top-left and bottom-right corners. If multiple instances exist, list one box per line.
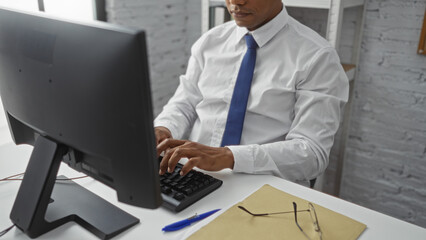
left=180, top=157, right=200, bottom=176
left=167, top=147, right=198, bottom=173
left=157, top=138, right=187, bottom=156
left=159, top=149, right=174, bottom=175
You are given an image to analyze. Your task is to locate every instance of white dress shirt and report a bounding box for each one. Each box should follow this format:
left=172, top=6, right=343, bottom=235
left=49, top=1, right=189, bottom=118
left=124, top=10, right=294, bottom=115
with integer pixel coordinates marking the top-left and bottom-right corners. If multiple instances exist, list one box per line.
left=154, top=7, right=349, bottom=184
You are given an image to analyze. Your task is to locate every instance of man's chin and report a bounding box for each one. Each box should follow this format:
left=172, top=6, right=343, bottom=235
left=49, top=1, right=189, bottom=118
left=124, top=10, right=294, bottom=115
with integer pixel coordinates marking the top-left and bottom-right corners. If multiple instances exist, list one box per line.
left=234, top=20, right=252, bottom=29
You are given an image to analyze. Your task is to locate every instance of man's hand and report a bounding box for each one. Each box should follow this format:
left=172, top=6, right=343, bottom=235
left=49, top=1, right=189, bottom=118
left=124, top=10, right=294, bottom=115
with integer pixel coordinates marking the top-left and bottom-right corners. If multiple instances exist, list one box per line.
left=154, top=126, right=173, bottom=146
left=157, top=139, right=234, bottom=176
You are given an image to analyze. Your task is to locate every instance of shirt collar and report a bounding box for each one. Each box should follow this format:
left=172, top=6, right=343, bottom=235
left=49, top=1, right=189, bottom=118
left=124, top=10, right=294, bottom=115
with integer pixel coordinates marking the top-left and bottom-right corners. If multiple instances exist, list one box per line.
left=235, top=5, right=289, bottom=48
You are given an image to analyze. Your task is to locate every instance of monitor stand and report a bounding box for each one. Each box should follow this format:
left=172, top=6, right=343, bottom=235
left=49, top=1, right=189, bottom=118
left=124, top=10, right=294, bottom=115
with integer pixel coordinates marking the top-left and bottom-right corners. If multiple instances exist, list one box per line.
left=10, top=136, right=139, bottom=239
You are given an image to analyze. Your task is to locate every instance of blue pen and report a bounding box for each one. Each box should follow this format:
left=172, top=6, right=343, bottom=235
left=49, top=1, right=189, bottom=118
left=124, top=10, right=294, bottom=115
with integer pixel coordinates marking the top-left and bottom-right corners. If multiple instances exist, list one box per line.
left=162, top=209, right=221, bottom=232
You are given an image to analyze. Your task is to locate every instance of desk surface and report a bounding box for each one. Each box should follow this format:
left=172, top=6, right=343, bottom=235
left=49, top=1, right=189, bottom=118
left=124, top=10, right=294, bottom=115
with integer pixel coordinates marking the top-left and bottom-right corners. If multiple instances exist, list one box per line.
left=1, top=143, right=425, bottom=240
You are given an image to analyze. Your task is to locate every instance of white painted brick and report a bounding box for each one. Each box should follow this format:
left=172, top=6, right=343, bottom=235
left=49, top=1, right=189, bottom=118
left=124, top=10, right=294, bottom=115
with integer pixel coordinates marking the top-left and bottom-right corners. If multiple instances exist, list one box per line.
left=106, top=0, right=201, bottom=116
left=340, top=0, right=426, bottom=228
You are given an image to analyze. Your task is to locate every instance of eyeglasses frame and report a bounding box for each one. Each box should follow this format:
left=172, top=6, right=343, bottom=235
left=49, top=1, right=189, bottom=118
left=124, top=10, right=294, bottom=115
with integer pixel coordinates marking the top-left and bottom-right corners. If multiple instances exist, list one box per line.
left=238, top=201, right=322, bottom=240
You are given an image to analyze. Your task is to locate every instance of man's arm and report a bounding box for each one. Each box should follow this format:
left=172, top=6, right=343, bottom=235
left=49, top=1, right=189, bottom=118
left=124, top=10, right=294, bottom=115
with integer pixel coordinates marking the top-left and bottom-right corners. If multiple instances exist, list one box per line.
left=154, top=49, right=203, bottom=140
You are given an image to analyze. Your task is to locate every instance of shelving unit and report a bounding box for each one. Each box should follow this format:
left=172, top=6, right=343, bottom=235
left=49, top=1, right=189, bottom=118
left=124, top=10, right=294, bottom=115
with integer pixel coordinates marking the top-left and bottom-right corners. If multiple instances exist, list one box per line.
left=201, top=0, right=366, bottom=195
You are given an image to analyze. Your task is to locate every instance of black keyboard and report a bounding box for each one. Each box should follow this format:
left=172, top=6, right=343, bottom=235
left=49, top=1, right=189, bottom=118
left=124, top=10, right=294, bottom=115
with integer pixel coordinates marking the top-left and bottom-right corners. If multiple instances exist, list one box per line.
left=159, top=162, right=223, bottom=212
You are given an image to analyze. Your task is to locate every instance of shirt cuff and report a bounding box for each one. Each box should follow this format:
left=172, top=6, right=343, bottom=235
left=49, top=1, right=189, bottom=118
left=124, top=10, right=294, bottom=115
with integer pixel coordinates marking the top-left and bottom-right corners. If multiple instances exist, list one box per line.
left=227, top=145, right=255, bottom=174
left=153, top=120, right=179, bottom=139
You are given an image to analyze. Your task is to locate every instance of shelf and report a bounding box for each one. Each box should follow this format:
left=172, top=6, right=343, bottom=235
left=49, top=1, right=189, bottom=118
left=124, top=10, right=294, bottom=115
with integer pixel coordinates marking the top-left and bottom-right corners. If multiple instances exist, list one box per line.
left=208, top=0, right=225, bottom=7
left=284, top=0, right=331, bottom=9
left=284, top=0, right=363, bottom=9
left=342, top=0, right=364, bottom=8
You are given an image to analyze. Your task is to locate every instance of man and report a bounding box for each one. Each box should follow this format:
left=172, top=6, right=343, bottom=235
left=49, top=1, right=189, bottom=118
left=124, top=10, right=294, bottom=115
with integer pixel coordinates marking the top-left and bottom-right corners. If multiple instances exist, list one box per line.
left=154, top=0, right=348, bottom=186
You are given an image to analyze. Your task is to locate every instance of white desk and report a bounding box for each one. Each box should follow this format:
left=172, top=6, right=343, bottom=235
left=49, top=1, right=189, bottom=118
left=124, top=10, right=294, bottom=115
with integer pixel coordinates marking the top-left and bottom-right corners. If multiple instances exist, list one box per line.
left=1, top=143, right=426, bottom=240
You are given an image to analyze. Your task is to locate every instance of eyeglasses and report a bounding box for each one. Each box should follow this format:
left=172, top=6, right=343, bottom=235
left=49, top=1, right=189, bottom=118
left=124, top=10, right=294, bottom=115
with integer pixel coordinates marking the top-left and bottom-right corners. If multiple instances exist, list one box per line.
left=238, top=202, right=322, bottom=240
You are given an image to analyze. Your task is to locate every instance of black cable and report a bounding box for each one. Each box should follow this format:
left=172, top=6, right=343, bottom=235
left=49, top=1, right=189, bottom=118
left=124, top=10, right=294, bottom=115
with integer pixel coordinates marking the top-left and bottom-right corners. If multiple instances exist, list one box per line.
left=0, top=224, right=15, bottom=237
left=57, top=175, right=88, bottom=181
left=0, top=173, right=88, bottom=237
left=1, top=173, right=88, bottom=182
left=0, top=170, right=88, bottom=238
left=0, top=173, right=24, bottom=182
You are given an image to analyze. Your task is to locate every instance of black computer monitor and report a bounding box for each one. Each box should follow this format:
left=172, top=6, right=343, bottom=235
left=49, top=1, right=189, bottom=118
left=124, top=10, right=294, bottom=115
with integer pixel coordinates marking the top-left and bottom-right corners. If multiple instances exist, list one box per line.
left=0, top=7, right=162, bottom=239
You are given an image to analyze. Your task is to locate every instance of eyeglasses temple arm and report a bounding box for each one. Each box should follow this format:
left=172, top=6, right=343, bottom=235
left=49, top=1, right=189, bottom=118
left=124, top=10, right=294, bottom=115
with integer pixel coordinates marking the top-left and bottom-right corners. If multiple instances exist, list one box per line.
left=238, top=205, right=309, bottom=216
left=293, top=202, right=313, bottom=240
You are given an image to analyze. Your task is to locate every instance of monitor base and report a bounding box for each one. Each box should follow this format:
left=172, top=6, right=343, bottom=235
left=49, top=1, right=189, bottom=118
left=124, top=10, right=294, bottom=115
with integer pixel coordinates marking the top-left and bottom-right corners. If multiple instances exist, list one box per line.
left=10, top=136, right=139, bottom=239
left=47, top=176, right=140, bottom=239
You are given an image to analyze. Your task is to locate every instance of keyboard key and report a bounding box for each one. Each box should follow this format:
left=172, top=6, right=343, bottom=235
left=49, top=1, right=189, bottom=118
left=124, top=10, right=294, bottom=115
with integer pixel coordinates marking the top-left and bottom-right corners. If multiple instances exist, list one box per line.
left=169, top=172, right=180, bottom=180
left=182, top=188, right=193, bottom=195
left=173, top=193, right=185, bottom=201
left=161, top=186, right=172, bottom=195
left=163, top=179, right=172, bottom=184
left=159, top=160, right=222, bottom=212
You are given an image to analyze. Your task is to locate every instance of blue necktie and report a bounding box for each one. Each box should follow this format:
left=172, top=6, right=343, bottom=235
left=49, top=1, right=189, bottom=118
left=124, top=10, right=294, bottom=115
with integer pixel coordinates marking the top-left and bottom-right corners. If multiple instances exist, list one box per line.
left=221, top=34, right=258, bottom=147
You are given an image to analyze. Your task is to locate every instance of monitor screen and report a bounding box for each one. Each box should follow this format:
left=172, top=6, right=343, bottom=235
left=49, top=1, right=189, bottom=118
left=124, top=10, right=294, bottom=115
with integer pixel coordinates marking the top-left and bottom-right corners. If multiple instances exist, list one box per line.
left=0, top=7, right=162, bottom=239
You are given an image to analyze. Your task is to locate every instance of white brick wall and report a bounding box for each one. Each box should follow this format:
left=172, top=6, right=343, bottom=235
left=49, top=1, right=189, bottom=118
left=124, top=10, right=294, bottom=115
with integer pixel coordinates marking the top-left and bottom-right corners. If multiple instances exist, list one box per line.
left=106, top=0, right=201, bottom=116
left=340, top=0, right=426, bottom=228
left=107, top=0, right=426, bottom=227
